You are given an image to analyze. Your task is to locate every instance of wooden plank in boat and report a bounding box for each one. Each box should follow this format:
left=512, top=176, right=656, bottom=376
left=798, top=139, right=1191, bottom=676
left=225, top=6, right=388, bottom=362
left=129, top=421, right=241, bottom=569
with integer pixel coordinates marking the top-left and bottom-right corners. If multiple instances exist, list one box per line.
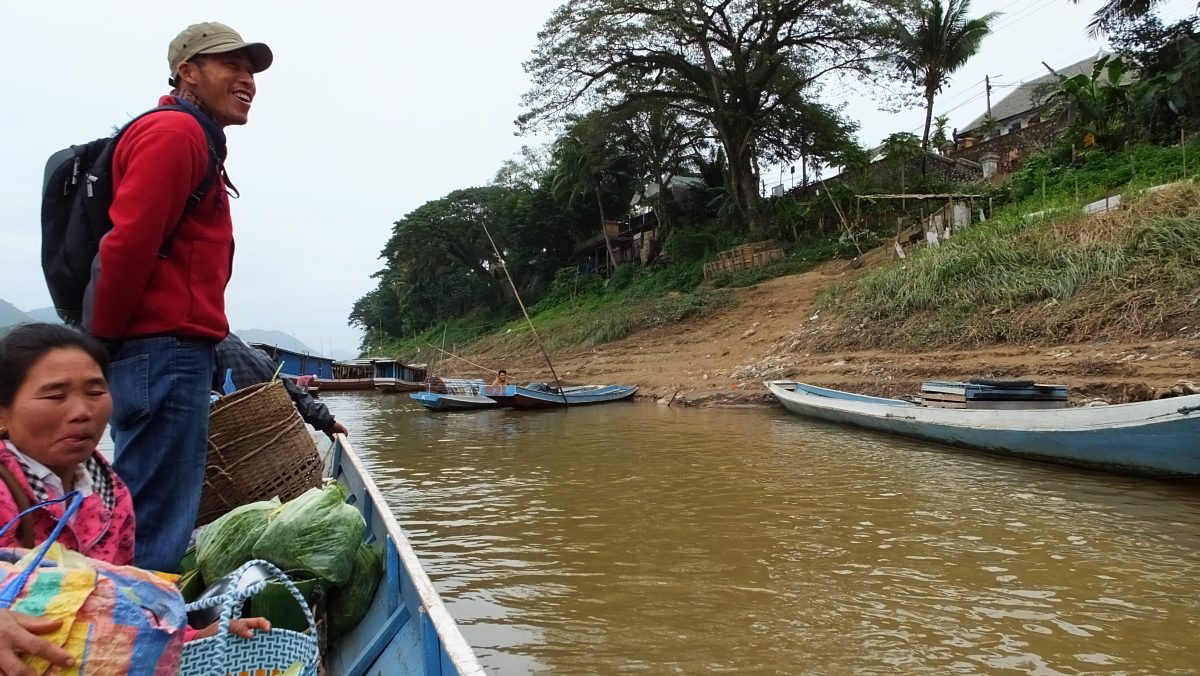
left=922, top=397, right=1067, bottom=410
left=921, top=382, right=1068, bottom=401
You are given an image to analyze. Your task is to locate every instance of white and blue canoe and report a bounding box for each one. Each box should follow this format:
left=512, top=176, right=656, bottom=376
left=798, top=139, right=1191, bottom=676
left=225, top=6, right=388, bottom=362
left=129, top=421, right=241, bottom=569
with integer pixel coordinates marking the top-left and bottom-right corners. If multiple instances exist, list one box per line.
left=326, top=435, right=484, bottom=675
left=765, top=381, right=1200, bottom=478
left=410, top=391, right=502, bottom=411
left=411, top=378, right=503, bottom=412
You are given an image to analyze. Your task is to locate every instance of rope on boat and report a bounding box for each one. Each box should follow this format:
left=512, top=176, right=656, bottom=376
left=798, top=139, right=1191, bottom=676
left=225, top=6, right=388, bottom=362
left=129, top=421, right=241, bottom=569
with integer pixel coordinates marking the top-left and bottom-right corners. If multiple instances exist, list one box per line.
left=1178, top=405, right=1200, bottom=415
left=423, top=343, right=495, bottom=375
left=478, top=220, right=570, bottom=407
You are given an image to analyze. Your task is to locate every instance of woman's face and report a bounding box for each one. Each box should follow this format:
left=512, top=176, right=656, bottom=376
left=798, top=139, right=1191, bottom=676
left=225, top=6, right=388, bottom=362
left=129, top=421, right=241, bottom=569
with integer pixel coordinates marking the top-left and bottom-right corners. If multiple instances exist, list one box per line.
left=0, top=347, right=111, bottom=472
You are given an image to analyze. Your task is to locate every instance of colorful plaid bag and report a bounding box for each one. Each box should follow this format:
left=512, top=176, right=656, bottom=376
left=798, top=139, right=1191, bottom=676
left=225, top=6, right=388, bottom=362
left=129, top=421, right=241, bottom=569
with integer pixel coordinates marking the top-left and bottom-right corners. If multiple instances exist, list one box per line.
left=0, top=492, right=188, bottom=674
left=179, top=560, right=319, bottom=676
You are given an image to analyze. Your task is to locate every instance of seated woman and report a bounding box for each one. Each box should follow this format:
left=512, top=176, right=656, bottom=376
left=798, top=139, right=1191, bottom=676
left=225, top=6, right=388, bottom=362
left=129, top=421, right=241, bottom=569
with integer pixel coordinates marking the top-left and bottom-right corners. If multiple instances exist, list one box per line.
left=0, top=324, right=266, bottom=667
left=0, top=323, right=133, bottom=563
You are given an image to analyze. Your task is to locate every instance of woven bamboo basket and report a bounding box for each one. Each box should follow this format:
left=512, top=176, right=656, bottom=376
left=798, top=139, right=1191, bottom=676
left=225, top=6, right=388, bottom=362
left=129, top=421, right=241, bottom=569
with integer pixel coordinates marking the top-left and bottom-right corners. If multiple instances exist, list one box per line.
left=197, top=380, right=323, bottom=526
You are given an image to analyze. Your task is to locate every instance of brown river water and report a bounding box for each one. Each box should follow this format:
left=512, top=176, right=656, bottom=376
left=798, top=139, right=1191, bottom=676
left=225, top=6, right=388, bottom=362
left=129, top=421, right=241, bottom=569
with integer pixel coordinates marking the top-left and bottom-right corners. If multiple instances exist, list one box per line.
left=323, top=392, right=1198, bottom=674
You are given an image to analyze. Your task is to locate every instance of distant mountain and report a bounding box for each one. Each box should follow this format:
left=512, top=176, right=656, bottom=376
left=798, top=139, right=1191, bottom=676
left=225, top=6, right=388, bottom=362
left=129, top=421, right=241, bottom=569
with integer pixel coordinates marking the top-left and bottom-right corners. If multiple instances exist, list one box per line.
left=0, top=301, right=64, bottom=331
left=0, top=299, right=31, bottom=329
left=235, top=328, right=321, bottom=356
left=26, top=307, right=64, bottom=324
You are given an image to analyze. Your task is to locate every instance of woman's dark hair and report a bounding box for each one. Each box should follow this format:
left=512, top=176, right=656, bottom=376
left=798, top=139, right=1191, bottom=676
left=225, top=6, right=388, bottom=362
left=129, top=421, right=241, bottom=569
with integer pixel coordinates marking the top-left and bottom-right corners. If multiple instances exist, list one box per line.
left=0, top=323, right=110, bottom=407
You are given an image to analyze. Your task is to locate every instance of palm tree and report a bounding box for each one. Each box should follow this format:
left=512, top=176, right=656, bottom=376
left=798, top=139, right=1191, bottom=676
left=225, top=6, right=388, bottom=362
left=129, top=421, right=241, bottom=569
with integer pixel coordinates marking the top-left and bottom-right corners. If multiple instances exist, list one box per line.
left=931, top=114, right=951, bottom=151
left=880, top=132, right=923, bottom=208
left=1070, top=0, right=1169, bottom=35
left=549, top=119, right=622, bottom=271
left=892, top=0, right=1000, bottom=174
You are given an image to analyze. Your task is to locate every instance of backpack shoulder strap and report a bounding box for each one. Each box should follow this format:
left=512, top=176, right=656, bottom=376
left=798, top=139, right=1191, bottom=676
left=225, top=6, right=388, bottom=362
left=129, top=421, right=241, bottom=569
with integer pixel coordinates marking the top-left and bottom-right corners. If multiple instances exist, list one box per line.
left=0, top=463, right=35, bottom=549
left=122, top=103, right=226, bottom=258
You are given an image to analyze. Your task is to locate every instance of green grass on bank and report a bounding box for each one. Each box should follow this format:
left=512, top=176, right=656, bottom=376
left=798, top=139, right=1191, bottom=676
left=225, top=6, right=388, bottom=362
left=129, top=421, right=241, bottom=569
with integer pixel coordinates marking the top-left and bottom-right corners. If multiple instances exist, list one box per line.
left=368, top=232, right=852, bottom=359
left=817, top=154, right=1200, bottom=348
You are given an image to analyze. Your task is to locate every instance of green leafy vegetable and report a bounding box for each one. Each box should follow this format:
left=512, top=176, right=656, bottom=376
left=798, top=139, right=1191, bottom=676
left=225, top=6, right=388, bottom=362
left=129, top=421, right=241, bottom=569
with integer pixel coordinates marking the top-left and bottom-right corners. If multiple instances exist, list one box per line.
left=195, top=498, right=281, bottom=585
left=252, top=483, right=364, bottom=584
left=328, top=542, right=384, bottom=638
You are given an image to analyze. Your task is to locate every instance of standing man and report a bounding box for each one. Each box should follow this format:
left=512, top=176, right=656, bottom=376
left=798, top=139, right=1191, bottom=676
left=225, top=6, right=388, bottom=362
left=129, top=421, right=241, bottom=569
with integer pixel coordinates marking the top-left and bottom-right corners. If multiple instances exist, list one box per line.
left=86, top=23, right=272, bottom=571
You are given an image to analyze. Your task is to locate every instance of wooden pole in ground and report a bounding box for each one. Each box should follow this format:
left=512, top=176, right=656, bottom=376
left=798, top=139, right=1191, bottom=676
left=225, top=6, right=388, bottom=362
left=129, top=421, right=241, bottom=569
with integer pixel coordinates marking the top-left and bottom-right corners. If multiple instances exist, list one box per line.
left=819, top=179, right=863, bottom=256
left=479, top=220, right=570, bottom=406
left=1041, top=173, right=1047, bottom=217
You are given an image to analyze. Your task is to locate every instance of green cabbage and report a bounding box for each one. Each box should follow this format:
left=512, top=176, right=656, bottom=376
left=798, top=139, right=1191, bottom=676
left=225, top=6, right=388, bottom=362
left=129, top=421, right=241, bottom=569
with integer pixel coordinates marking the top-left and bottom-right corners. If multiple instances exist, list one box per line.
left=252, top=483, right=364, bottom=584
left=328, top=542, right=384, bottom=638
left=195, top=498, right=281, bottom=585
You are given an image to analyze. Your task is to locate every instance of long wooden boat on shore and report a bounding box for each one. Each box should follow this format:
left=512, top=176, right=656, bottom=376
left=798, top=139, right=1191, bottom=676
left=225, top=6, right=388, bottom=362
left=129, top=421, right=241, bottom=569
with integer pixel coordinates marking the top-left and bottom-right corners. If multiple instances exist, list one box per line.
left=325, top=434, right=485, bottom=674
left=765, top=380, right=1200, bottom=478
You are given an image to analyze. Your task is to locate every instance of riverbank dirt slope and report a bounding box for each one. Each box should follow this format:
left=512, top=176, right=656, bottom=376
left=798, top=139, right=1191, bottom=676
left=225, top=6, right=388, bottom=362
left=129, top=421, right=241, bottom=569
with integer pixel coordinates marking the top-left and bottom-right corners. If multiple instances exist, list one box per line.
left=464, top=256, right=1199, bottom=407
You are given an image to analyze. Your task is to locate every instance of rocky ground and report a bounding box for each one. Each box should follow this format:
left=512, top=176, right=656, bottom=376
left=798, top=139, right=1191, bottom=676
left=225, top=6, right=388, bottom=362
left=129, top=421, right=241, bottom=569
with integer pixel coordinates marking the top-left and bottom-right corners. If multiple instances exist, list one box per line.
left=464, top=261, right=1200, bottom=408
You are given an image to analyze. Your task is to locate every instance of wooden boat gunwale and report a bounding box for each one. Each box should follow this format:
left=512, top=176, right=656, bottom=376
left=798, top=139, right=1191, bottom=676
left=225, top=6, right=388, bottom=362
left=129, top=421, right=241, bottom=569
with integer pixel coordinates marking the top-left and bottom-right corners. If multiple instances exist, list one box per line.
left=325, top=435, right=484, bottom=675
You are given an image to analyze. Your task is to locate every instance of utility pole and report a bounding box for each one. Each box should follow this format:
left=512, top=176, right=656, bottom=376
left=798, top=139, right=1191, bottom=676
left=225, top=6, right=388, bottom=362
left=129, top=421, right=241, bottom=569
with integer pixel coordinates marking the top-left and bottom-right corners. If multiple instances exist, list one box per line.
left=985, top=75, right=993, bottom=117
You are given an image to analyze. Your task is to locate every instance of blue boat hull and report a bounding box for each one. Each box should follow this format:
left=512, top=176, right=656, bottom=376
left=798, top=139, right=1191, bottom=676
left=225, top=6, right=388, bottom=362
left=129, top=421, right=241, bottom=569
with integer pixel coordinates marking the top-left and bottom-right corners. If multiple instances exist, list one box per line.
left=410, top=391, right=501, bottom=411
left=506, top=384, right=638, bottom=409
left=766, top=381, right=1200, bottom=478
left=325, top=437, right=484, bottom=674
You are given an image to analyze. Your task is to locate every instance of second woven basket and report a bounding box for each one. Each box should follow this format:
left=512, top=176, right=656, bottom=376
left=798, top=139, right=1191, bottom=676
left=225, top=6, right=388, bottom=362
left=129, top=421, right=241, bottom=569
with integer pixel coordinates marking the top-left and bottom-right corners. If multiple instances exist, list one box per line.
left=197, top=380, right=323, bottom=526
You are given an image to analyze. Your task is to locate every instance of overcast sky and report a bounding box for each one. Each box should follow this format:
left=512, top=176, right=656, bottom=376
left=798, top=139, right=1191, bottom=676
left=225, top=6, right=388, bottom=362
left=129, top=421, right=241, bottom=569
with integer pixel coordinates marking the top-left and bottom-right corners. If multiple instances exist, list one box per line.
left=1, top=0, right=1195, bottom=355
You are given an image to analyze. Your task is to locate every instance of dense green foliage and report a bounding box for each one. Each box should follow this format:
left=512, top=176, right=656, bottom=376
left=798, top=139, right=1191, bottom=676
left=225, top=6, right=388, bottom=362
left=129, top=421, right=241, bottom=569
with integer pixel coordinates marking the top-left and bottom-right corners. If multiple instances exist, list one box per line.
left=350, top=3, right=1198, bottom=357
left=520, top=0, right=897, bottom=231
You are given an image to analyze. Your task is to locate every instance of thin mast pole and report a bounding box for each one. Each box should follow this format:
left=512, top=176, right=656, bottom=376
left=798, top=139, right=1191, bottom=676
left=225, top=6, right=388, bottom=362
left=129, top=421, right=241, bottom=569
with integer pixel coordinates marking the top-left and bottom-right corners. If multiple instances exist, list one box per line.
left=479, top=221, right=570, bottom=407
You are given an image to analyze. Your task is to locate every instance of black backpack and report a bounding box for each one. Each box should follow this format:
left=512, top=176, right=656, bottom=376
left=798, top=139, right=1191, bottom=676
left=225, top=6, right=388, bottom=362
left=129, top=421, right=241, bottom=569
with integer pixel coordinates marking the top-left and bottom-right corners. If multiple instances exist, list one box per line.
left=40, top=103, right=226, bottom=326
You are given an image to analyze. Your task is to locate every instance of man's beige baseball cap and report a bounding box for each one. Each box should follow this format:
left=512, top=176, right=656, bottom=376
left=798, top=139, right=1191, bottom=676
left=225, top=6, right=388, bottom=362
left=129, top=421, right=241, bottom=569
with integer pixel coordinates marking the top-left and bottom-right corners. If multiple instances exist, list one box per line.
left=168, top=22, right=273, bottom=77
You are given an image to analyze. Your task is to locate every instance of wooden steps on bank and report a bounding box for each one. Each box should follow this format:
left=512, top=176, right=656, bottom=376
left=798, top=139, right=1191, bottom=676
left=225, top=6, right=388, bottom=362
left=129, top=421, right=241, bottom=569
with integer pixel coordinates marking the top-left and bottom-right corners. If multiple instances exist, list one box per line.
left=702, top=241, right=785, bottom=280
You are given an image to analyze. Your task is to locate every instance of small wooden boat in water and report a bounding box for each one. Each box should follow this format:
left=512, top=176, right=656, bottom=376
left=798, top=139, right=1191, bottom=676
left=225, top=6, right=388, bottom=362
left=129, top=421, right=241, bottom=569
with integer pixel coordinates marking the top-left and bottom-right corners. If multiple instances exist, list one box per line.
left=325, top=435, right=484, bottom=674
left=507, top=383, right=638, bottom=409
left=411, top=391, right=501, bottom=411
left=410, top=377, right=501, bottom=411
left=766, top=380, right=1200, bottom=478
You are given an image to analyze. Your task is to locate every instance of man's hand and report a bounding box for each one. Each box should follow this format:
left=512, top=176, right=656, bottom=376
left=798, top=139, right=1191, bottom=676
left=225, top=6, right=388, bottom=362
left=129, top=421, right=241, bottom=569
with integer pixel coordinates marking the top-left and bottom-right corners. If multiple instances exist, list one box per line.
left=0, top=610, right=74, bottom=676
left=325, top=421, right=349, bottom=439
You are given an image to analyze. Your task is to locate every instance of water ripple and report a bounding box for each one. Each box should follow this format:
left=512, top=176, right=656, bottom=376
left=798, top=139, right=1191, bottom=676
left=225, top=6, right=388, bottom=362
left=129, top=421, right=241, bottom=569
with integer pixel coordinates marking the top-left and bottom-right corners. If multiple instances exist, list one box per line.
left=320, top=393, right=1200, bottom=675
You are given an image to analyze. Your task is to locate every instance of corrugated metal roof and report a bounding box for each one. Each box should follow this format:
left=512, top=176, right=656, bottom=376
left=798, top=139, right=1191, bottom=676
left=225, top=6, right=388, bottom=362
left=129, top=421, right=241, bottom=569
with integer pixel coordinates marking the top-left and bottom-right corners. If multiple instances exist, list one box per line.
left=961, top=53, right=1106, bottom=133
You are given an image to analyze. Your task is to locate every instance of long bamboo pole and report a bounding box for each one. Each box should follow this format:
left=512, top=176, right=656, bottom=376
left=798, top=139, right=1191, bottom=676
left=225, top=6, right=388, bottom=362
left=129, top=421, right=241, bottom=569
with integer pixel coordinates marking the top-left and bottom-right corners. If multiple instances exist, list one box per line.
left=479, top=221, right=570, bottom=407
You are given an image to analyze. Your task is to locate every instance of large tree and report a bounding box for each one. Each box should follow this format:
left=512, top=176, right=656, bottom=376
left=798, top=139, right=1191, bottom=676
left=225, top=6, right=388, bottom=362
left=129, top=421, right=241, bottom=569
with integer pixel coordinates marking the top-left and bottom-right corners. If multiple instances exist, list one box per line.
left=521, top=0, right=895, bottom=233
left=615, top=103, right=710, bottom=260
left=891, top=0, right=998, bottom=174
left=548, top=114, right=639, bottom=270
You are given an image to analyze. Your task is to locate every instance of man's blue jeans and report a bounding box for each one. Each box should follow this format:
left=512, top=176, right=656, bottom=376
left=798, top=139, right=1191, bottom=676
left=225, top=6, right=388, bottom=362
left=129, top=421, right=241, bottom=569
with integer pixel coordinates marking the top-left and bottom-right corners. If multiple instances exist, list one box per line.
left=108, top=337, right=213, bottom=572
